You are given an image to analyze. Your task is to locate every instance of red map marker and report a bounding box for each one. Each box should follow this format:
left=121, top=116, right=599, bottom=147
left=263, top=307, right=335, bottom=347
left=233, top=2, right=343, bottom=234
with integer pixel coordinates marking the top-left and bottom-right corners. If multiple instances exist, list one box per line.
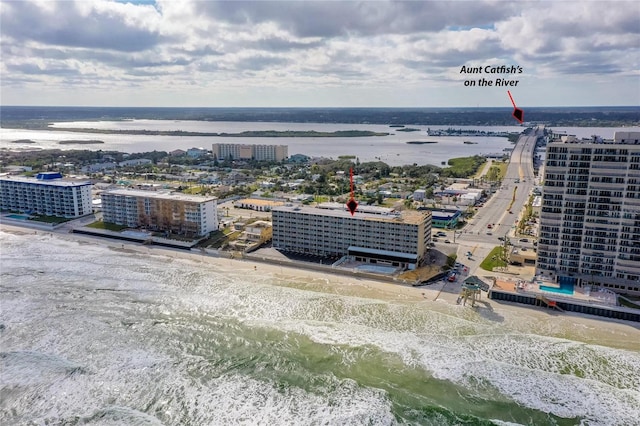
left=508, top=90, right=524, bottom=124
left=346, top=198, right=358, bottom=216
left=346, top=167, right=358, bottom=216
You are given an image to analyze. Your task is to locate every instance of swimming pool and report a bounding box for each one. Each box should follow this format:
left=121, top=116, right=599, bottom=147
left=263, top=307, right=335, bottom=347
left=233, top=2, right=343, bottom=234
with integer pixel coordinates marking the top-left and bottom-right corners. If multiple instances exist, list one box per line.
left=5, top=214, right=30, bottom=220
left=540, top=282, right=575, bottom=295
left=355, top=264, right=398, bottom=275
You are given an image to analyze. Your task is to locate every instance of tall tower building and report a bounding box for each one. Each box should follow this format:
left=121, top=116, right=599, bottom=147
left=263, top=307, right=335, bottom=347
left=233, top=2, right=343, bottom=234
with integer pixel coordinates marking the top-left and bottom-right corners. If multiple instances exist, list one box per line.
left=536, top=132, right=640, bottom=295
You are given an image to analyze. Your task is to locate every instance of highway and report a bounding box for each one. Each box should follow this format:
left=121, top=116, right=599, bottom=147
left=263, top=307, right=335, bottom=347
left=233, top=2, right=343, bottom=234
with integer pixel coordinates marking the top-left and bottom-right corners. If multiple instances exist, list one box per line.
left=432, top=126, right=543, bottom=286
left=462, top=125, right=541, bottom=241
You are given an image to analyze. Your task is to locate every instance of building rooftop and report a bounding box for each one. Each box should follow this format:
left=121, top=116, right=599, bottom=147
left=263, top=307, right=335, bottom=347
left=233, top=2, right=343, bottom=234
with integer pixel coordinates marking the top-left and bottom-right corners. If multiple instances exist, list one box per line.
left=236, top=198, right=285, bottom=206
left=247, top=220, right=272, bottom=228
left=273, top=204, right=429, bottom=225
left=0, top=175, right=91, bottom=187
left=103, top=188, right=216, bottom=203
left=431, top=210, right=461, bottom=219
left=317, top=202, right=394, bottom=215
left=446, top=183, right=470, bottom=191
left=553, top=131, right=640, bottom=145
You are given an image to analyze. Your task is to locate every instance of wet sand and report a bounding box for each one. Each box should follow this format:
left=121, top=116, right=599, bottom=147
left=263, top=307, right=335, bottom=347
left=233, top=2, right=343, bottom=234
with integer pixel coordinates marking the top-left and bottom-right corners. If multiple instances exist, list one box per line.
left=2, top=223, right=639, bottom=351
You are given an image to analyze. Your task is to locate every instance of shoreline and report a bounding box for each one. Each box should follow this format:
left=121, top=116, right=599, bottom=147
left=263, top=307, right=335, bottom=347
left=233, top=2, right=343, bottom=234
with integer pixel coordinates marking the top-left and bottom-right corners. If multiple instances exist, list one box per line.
left=11, top=128, right=391, bottom=138
left=0, top=222, right=432, bottom=302
left=2, top=222, right=639, bottom=350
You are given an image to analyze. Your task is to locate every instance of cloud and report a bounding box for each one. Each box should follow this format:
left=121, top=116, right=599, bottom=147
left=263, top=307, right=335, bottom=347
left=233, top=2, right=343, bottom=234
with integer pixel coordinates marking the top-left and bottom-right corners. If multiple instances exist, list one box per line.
left=192, top=1, right=519, bottom=38
left=0, top=0, right=638, bottom=106
left=249, top=37, right=325, bottom=52
left=5, top=62, right=80, bottom=77
left=233, top=55, right=288, bottom=72
left=1, top=0, right=162, bottom=52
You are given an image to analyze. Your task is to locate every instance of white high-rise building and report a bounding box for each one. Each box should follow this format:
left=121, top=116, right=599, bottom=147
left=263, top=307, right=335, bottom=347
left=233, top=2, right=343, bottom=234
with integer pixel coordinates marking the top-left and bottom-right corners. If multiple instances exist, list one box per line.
left=101, top=189, right=218, bottom=237
left=0, top=172, right=92, bottom=218
left=212, top=144, right=287, bottom=161
left=272, top=205, right=431, bottom=269
left=536, top=131, right=640, bottom=295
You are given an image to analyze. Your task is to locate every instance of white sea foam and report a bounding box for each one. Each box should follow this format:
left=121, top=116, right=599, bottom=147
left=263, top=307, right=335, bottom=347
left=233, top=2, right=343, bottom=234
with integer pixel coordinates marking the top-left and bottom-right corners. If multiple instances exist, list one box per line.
left=2, top=230, right=640, bottom=425
left=171, top=374, right=396, bottom=425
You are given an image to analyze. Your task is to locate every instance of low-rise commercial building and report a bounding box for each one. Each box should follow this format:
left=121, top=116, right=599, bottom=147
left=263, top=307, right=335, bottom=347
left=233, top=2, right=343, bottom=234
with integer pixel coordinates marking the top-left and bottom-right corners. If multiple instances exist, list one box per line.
left=413, top=189, right=427, bottom=201
left=509, top=247, right=537, bottom=266
left=244, top=220, right=272, bottom=244
left=101, top=189, right=217, bottom=237
left=272, top=205, right=431, bottom=269
left=0, top=172, right=92, bottom=218
left=187, top=147, right=209, bottom=158
left=234, top=198, right=285, bottom=212
left=118, top=159, right=152, bottom=167
left=421, top=208, right=462, bottom=229
left=288, top=154, right=310, bottom=163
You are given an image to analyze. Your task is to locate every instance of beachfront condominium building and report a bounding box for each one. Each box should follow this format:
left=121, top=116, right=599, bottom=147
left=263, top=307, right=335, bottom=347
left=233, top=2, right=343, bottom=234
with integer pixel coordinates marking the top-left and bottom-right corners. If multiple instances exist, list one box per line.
left=212, top=143, right=288, bottom=162
left=536, top=131, right=640, bottom=295
left=0, top=172, right=92, bottom=218
left=101, top=189, right=218, bottom=237
left=272, top=205, right=431, bottom=269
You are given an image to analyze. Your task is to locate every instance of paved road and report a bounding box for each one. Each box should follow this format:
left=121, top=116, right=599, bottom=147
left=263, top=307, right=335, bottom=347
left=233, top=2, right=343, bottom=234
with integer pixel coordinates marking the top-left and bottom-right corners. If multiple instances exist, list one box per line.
left=445, top=126, right=543, bottom=282
left=464, top=126, right=540, bottom=239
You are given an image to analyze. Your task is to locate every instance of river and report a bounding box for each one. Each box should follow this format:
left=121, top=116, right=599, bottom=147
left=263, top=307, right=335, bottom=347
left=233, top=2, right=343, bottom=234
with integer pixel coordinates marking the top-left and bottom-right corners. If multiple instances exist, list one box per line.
left=3, top=122, right=521, bottom=167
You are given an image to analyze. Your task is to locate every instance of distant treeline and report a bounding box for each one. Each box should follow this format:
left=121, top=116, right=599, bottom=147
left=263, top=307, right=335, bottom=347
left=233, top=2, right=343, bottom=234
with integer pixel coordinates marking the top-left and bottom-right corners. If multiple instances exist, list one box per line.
left=1, top=106, right=638, bottom=127
left=8, top=127, right=388, bottom=138
left=218, top=130, right=388, bottom=137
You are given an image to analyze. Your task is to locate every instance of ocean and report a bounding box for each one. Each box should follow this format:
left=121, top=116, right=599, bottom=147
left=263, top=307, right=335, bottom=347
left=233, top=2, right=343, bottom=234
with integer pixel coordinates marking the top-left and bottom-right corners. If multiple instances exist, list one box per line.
left=1, top=230, right=639, bottom=425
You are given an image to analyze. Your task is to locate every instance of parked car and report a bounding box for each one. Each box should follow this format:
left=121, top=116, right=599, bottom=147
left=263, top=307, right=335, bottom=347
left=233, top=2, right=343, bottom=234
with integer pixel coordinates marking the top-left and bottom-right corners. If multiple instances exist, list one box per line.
left=519, top=238, right=529, bottom=243
left=444, top=240, right=451, bottom=244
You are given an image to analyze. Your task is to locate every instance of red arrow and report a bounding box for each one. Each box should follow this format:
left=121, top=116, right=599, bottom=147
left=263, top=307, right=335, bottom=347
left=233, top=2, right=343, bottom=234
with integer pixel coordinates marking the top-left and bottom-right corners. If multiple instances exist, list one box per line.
left=346, top=167, right=358, bottom=216
left=508, top=90, right=524, bottom=124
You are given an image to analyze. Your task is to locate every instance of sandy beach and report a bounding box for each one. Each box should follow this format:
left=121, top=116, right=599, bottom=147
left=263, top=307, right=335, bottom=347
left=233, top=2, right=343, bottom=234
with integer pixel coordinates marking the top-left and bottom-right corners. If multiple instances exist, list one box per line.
left=3, top=221, right=640, bottom=425
left=2, top=222, right=639, bottom=351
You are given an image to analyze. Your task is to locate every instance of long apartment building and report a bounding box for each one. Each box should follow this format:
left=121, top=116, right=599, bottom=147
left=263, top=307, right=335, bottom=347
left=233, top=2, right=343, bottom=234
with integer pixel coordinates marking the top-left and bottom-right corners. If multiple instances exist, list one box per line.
left=0, top=172, right=92, bottom=218
left=272, top=205, right=431, bottom=269
left=536, top=131, right=640, bottom=295
left=101, top=189, right=218, bottom=237
left=212, top=143, right=288, bottom=162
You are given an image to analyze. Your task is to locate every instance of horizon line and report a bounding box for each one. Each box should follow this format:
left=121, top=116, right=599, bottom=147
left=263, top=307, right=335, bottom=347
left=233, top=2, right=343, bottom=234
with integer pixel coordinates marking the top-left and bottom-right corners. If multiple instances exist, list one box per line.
left=2, top=104, right=639, bottom=109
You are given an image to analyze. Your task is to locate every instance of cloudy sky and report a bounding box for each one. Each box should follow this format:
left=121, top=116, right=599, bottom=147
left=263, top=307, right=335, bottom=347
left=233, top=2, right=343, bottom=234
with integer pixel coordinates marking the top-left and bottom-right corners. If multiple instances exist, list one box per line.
left=1, top=0, right=639, bottom=107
